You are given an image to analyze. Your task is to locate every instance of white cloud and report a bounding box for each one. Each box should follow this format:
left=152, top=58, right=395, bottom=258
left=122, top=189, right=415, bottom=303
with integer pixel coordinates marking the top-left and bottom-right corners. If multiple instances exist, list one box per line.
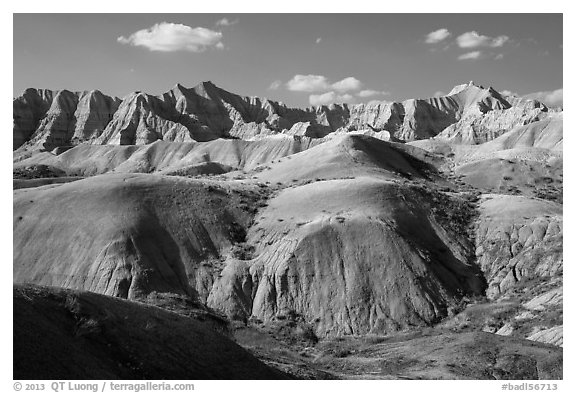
left=286, top=75, right=364, bottom=93
left=433, top=91, right=445, bottom=97
left=458, top=51, right=482, bottom=60
left=523, top=88, right=563, bottom=108
left=268, top=80, right=282, bottom=90
left=316, top=37, right=322, bottom=44
left=456, top=31, right=509, bottom=48
left=286, top=74, right=330, bottom=92
left=215, top=18, right=238, bottom=27
left=500, top=90, right=517, bottom=97
left=309, top=91, right=356, bottom=106
left=425, top=28, right=451, bottom=44
left=118, top=22, right=223, bottom=52
left=332, top=77, right=363, bottom=92
left=357, top=89, right=389, bottom=98
left=494, top=53, right=504, bottom=60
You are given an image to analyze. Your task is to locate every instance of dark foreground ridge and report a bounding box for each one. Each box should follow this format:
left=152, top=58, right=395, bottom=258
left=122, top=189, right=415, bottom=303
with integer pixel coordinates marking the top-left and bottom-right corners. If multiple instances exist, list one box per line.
left=14, top=284, right=288, bottom=380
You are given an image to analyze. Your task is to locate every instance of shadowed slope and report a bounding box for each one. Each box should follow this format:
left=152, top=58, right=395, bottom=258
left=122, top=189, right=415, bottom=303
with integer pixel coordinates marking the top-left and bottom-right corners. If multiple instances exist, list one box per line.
left=14, top=284, right=287, bottom=380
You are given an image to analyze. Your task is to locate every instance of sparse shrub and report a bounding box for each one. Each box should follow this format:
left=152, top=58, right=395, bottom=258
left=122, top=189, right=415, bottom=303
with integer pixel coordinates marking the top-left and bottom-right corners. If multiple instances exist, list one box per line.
left=333, top=349, right=351, bottom=358
left=296, top=323, right=318, bottom=344
left=230, top=243, right=255, bottom=260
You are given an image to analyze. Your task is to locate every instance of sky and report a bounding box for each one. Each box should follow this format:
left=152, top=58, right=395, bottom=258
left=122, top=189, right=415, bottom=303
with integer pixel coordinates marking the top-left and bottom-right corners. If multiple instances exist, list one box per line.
left=13, top=13, right=563, bottom=108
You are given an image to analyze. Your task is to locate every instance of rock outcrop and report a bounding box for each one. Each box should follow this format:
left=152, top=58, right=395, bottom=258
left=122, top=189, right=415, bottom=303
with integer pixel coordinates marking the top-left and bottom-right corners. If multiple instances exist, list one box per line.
left=14, top=88, right=121, bottom=151
left=13, top=88, right=55, bottom=149
left=527, top=325, right=563, bottom=347
left=209, top=177, right=485, bottom=335
left=435, top=95, right=549, bottom=145
left=14, top=81, right=548, bottom=151
left=474, top=195, right=562, bottom=297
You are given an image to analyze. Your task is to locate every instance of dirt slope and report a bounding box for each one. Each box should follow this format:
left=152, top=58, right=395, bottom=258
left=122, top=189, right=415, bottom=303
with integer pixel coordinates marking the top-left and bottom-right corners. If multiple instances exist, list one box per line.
left=13, top=136, right=322, bottom=176
left=209, top=177, right=485, bottom=335
left=14, top=284, right=286, bottom=380
left=13, top=173, right=263, bottom=301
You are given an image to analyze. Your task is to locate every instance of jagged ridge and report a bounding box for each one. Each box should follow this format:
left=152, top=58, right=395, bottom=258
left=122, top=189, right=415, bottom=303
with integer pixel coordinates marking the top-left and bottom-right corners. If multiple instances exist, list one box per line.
left=14, top=80, right=549, bottom=151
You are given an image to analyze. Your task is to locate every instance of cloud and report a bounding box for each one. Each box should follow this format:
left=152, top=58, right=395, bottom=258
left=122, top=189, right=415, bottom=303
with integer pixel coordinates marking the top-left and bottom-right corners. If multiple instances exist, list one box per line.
left=458, top=51, right=482, bottom=60
left=357, top=89, right=389, bottom=98
left=523, top=88, right=563, bottom=108
left=268, top=80, right=282, bottom=90
left=500, top=90, right=517, bottom=97
left=433, top=91, right=445, bottom=97
left=309, top=91, right=355, bottom=106
left=456, top=31, right=509, bottom=48
left=286, top=74, right=330, bottom=92
left=332, top=77, right=363, bottom=92
left=494, top=53, right=504, bottom=60
left=316, top=37, right=322, bottom=44
left=286, top=75, right=364, bottom=93
left=118, top=22, right=223, bottom=52
left=215, top=18, right=238, bottom=27
left=425, top=28, right=451, bottom=44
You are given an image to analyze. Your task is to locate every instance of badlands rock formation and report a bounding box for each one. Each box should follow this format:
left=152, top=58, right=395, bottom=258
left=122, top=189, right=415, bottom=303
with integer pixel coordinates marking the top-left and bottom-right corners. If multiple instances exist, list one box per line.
left=209, top=176, right=484, bottom=335
left=14, top=136, right=322, bottom=176
left=474, top=194, right=562, bottom=297
left=13, top=80, right=563, bottom=379
left=14, top=88, right=120, bottom=150
left=14, top=80, right=548, bottom=152
left=13, top=174, right=260, bottom=301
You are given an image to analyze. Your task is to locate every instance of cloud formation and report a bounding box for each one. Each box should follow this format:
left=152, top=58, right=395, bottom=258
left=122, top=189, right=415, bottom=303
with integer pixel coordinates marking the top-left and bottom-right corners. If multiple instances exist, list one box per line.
left=215, top=18, right=238, bottom=27
left=357, top=89, right=389, bottom=98
left=284, top=74, right=387, bottom=105
left=332, top=77, right=363, bottom=92
left=458, top=51, right=482, bottom=60
left=286, top=74, right=363, bottom=93
left=268, top=80, right=282, bottom=90
left=117, top=22, right=223, bottom=52
left=456, top=31, right=509, bottom=48
left=316, top=37, right=322, bottom=44
left=286, top=74, right=330, bottom=92
left=309, top=91, right=355, bottom=106
left=425, top=28, right=451, bottom=44
left=524, top=88, right=563, bottom=108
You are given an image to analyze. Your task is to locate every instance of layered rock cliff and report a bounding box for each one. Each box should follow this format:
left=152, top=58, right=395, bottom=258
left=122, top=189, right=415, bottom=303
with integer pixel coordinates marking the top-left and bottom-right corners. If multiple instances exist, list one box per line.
left=14, top=89, right=121, bottom=150
left=14, top=81, right=549, bottom=151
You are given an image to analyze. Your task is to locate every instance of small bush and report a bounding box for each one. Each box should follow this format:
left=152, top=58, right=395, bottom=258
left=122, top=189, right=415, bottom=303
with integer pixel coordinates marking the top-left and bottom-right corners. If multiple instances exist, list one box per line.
left=230, top=243, right=255, bottom=260
left=296, top=324, right=319, bottom=344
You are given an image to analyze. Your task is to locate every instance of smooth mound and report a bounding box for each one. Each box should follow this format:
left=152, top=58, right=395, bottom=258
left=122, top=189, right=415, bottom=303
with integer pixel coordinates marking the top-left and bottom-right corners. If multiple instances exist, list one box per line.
left=13, top=284, right=286, bottom=380
left=252, top=134, right=441, bottom=184
left=209, top=177, right=485, bottom=335
left=455, top=158, right=562, bottom=201
left=13, top=137, right=322, bottom=176
left=13, top=173, right=262, bottom=301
